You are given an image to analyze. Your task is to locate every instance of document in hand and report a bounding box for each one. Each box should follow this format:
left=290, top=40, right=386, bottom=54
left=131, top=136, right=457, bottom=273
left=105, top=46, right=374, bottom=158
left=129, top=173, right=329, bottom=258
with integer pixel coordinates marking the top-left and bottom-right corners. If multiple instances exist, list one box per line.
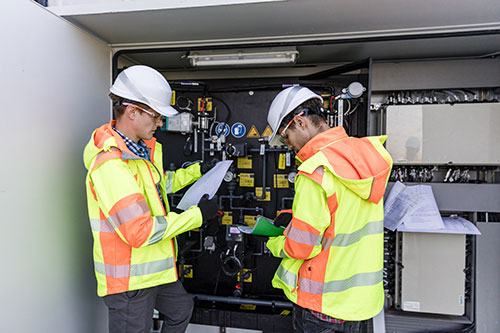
left=237, top=216, right=285, bottom=237
left=384, top=181, right=444, bottom=231
left=176, top=160, right=233, bottom=211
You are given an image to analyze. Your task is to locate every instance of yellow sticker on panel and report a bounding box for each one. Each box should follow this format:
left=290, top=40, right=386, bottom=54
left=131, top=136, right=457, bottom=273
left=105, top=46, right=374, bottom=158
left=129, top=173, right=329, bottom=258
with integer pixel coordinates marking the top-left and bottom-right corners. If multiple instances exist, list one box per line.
left=171, top=90, right=176, bottom=105
left=237, top=156, right=253, bottom=169
left=255, top=187, right=271, bottom=201
left=247, top=125, right=260, bottom=138
left=274, top=174, right=289, bottom=188
left=261, top=125, right=273, bottom=138
left=244, top=215, right=257, bottom=226
left=239, top=173, right=255, bottom=187
left=278, top=153, right=286, bottom=169
left=221, top=211, right=233, bottom=225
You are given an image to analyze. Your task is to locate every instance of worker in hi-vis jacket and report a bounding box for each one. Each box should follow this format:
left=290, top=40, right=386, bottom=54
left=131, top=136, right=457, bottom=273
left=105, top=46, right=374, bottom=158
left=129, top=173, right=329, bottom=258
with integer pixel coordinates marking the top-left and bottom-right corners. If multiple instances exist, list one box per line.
left=265, top=86, right=393, bottom=333
left=83, top=65, right=218, bottom=333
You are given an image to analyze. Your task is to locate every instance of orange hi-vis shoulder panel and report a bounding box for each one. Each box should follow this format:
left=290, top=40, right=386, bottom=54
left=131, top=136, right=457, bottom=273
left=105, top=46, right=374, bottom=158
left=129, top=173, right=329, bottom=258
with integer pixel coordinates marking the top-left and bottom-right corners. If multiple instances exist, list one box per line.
left=267, top=127, right=392, bottom=321
left=84, top=121, right=203, bottom=296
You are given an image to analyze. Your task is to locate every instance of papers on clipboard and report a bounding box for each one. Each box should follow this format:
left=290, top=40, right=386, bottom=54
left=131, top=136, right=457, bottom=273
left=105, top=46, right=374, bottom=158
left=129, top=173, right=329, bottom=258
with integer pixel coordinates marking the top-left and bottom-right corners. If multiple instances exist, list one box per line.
left=237, top=215, right=285, bottom=237
left=384, top=182, right=481, bottom=235
left=176, top=160, right=233, bottom=210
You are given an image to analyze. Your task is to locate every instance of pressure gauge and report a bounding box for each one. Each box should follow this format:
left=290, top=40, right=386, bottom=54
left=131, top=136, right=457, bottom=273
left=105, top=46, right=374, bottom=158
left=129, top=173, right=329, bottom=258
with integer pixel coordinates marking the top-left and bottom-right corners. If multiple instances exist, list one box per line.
left=288, top=171, right=297, bottom=184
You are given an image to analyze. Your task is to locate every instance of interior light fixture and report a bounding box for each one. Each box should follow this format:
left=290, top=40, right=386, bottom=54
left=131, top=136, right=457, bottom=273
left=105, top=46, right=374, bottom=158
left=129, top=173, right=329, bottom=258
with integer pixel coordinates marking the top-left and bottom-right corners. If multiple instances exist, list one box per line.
left=187, top=47, right=299, bottom=67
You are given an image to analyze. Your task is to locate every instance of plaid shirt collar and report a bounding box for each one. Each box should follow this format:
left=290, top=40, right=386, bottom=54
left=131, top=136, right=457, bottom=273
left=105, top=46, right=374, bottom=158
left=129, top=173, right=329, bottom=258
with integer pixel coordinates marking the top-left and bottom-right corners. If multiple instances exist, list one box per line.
left=112, top=126, right=150, bottom=160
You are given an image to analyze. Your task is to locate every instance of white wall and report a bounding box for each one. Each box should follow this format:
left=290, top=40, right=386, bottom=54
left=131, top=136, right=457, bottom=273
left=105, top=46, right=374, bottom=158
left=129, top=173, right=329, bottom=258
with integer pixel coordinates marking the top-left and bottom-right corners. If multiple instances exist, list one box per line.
left=0, top=1, right=111, bottom=332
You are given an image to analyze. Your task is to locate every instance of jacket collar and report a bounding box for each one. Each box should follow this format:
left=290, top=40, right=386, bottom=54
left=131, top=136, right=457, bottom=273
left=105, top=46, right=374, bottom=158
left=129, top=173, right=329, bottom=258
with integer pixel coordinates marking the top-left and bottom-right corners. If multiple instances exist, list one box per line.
left=97, top=120, right=156, bottom=158
left=296, top=126, right=348, bottom=162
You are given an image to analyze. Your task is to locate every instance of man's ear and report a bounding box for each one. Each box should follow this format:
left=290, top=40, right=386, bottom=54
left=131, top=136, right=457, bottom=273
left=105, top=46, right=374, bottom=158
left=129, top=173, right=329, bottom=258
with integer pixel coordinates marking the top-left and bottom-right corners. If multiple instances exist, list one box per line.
left=294, top=115, right=307, bottom=130
left=125, top=105, right=137, bottom=120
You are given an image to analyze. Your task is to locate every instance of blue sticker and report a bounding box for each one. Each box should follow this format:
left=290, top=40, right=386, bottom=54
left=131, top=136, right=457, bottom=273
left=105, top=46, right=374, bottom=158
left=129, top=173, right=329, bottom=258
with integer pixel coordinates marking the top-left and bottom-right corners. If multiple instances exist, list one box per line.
left=231, top=122, right=246, bottom=138
left=215, top=123, right=230, bottom=137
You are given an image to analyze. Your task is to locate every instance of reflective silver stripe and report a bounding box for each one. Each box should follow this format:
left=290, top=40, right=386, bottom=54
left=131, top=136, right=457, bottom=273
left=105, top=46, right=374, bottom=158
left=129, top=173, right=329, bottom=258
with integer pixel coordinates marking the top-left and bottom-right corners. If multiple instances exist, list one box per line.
left=108, top=199, right=149, bottom=227
left=90, top=219, right=115, bottom=233
left=164, top=171, right=174, bottom=194
left=276, top=265, right=297, bottom=289
left=287, top=226, right=321, bottom=246
left=95, top=257, right=175, bottom=278
left=299, top=270, right=383, bottom=294
left=148, top=216, right=168, bottom=245
left=326, top=220, right=383, bottom=249
left=95, top=262, right=130, bottom=278
left=130, top=258, right=175, bottom=277
left=279, top=249, right=289, bottom=259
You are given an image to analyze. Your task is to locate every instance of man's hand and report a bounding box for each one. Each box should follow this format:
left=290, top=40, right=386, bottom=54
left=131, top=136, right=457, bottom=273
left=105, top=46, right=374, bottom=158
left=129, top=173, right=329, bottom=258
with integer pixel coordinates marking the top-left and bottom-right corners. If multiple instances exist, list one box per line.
left=200, top=158, right=219, bottom=174
left=198, top=194, right=219, bottom=222
left=274, top=212, right=293, bottom=228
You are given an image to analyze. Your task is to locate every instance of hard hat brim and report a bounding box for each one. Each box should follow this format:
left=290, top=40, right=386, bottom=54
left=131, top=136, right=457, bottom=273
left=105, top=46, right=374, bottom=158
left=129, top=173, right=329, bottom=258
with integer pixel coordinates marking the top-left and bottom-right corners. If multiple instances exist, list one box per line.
left=155, top=104, right=179, bottom=117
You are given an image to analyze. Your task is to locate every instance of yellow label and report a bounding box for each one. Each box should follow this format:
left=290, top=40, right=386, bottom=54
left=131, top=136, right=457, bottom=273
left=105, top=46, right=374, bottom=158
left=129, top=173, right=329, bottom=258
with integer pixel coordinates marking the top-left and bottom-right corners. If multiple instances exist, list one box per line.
left=239, top=173, right=255, bottom=187
left=244, top=215, right=257, bottom=226
left=240, top=304, right=256, bottom=310
left=280, top=310, right=291, bottom=316
left=197, top=97, right=212, bottom=112
left=278, top=153, right=286, bottom=169
left=237, top=156, right=253, bottom=169
left=221, top=211, right=233, bottom=225
left=206, top=97, right=212, bottom=111
left=182, top=264, right=193, bottom=278
left=274, top=174, right=289, bottom=188
left=171, top=90, right=176, bottom=105
left=255, top=187, right=271, bottom=201
left=247, top=125, right=260, bottom=138
left=237, top=269, right=253, bottom=283
left=261, top=125, right=273, bottom=138
left=321, top=94, right=331, bottom=109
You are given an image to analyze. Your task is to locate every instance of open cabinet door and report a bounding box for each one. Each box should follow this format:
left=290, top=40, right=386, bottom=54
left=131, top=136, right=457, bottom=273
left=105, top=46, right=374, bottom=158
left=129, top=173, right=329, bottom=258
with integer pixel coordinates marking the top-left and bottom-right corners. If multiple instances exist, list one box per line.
left=0, top=2, right=111, bottom=332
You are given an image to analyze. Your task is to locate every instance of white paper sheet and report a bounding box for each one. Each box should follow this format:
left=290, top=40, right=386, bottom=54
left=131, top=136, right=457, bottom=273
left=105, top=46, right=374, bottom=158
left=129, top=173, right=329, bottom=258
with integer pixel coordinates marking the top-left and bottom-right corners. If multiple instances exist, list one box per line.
left=176, top=160, right=233, bottom=211
left=384, top=182, right=444, bottom=231
left=401, top=185, right=444, bottom=230
left=398, top=216, right=481, bottom=235
left=384, top=181, right=416, bottom=231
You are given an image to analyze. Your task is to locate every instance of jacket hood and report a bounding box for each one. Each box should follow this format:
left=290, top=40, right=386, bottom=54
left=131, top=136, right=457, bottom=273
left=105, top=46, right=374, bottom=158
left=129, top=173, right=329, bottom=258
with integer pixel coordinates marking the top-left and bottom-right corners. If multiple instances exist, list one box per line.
left=297, top=127, right=393, bottom=204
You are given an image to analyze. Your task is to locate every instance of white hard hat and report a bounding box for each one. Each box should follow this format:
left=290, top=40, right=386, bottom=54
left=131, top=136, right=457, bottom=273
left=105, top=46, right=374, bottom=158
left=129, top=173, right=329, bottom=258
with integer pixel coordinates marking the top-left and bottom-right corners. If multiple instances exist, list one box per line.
left=110, top=65, right=178, bottom=117
left=267, top=86, right=323, bottom=146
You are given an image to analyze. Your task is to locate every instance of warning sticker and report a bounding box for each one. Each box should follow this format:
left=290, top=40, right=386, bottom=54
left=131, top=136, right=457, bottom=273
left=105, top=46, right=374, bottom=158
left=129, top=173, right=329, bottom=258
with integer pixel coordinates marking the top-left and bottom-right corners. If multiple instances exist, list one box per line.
left=274, top=174, right=289, bottom=188
left=182, top=264, right=193, bottom=278
left=197, top=97, right=212, bottom=111
left=255, top=187, right=271, bottom=201
left=239, top=173, right=255, bottom=187
left=261, top=125, right=273, bottom=138
left=237, top=269, right=253, bottom=283
left=240, top=304, right=256, bottom=310
left=237, top=156, right=253, bottom=169
left=278, top=153, right=286, bottom=169
left=171, top=90, right=176, bottom=105
left=244, top=215, right=257, bottom=226
left=247, top=125, right=260, bottom=138
left=221, top=211, right=233, bottom=225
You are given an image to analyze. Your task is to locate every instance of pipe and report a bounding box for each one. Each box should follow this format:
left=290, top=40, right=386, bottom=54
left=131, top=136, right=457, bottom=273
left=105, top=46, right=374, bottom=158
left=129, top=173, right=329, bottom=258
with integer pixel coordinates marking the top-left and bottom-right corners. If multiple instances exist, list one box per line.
left=192, top=294, right=293, bottom=309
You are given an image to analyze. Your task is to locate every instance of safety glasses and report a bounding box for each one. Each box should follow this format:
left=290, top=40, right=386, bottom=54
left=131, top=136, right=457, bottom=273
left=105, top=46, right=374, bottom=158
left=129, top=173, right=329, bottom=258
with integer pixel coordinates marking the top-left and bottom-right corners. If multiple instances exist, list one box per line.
left=122, top=102, right=165, bottom=122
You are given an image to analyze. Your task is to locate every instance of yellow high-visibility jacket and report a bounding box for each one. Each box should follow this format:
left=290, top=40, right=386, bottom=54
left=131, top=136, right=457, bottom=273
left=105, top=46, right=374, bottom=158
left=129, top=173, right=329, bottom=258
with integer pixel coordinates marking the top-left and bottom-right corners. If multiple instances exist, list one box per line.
left=83, top=121, right=202, bottom=296
left=267, top=126, right=393, bottom=320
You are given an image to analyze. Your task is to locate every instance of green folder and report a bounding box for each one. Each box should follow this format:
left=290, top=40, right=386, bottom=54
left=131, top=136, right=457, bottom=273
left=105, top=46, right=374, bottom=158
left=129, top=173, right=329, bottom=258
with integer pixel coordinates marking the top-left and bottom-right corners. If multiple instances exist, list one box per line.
left=237, top=215, right=285, bottom=237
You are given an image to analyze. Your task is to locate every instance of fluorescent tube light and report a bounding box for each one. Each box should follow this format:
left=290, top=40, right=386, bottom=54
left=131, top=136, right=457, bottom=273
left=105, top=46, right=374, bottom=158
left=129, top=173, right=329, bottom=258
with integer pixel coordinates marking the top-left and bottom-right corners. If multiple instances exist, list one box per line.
left=188, top=47, right=299, bottom=67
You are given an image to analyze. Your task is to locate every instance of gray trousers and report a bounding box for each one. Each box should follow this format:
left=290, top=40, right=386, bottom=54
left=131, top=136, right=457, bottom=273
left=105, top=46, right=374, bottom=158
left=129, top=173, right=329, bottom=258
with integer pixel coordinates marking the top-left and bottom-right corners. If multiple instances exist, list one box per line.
left=103, top=280, right=194, bottom=333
